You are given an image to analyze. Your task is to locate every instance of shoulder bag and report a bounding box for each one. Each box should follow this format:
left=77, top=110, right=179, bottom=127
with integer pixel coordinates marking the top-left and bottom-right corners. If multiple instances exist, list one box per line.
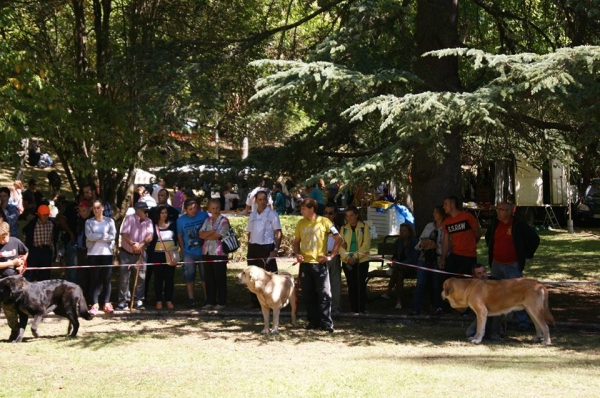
left=220, top=217, right=240, bottom=254
left=156, top=225, right=180, bottom=266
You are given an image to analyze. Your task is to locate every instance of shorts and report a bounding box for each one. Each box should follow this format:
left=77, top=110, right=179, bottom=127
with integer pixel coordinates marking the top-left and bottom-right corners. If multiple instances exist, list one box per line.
left=183, top=253, right=204, bottom=283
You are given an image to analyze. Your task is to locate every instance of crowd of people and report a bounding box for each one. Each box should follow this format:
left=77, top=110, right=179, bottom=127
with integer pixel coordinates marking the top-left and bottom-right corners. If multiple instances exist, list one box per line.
left=0, top=172, right=540, bottom=337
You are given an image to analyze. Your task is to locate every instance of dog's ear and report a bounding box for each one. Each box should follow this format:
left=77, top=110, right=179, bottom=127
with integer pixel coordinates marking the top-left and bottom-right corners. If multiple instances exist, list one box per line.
left=443, top=279, right=453, bottom=297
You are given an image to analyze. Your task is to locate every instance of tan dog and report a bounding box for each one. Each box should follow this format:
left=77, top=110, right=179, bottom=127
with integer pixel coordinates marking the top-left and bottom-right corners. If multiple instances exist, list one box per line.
left=442, top=277, right=555, bottom=345
left=236, top=266, right=298, bottom=334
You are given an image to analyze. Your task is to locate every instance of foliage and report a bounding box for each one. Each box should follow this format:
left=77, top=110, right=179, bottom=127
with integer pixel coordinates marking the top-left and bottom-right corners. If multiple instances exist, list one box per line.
left=248, top=0, right=600, bottom=221
left=227, top=214, right=301, bottom=261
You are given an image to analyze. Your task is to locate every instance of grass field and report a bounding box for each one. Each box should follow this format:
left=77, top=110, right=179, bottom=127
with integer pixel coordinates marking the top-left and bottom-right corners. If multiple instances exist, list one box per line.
left=0, top=315, right=598, bottom=397
left=2, top=156, right=600, bottom=397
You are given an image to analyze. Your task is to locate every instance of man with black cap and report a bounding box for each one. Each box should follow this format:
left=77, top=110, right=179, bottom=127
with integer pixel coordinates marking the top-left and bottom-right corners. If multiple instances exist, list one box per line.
left=116, top=201, right=154, bottom=310
left=22, top=204, right=55, bottom=281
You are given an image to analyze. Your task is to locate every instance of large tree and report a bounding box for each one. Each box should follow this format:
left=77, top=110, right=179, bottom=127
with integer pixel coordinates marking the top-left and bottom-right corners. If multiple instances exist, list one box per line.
left=249, top=0, right=600, bottom=230
left=0, top=0, right=345, bottom=206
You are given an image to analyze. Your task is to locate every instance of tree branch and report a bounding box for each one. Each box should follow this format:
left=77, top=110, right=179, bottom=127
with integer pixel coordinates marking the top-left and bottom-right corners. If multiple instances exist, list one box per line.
left=471, top=0, right=557, bottom=52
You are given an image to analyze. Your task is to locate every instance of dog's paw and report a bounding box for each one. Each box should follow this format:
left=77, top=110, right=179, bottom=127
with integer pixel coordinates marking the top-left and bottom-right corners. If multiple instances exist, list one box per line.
left=31, top=329, right=39, bottom=338
left=270, top=329, right=280, bottom=335
left=469, top=336, right=483, bottom=344
left=13, top=328, right=25, bottom=343
left=260, top=329, right=270, bottom=335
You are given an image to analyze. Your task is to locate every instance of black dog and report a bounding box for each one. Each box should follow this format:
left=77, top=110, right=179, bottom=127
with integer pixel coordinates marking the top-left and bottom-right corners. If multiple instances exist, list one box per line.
left=0, top=276, right=93, bottom=342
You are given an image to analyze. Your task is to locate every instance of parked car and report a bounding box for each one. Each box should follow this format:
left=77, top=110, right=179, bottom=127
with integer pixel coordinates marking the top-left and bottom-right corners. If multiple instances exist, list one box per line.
left=577, top=178, right=600, bottom=223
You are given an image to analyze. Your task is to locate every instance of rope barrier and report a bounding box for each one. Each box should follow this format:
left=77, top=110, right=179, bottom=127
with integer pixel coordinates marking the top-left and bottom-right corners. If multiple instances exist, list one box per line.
left=17, top=250, right=600, bottom=286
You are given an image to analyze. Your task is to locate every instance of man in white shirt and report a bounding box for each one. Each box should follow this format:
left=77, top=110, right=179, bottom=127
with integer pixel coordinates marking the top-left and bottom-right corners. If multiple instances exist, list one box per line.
left=245, top=190, right=282, bottom=308
left=244, top=180, right=273, bottom=214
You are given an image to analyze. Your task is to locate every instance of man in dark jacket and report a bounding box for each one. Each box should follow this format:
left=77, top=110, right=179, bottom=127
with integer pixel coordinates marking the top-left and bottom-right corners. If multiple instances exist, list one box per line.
left=485, top=201, right=540, bottom=329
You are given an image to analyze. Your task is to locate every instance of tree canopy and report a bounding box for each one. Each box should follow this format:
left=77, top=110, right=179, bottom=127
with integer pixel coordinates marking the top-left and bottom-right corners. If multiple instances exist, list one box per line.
left=1, top=0, right=599, bottom=225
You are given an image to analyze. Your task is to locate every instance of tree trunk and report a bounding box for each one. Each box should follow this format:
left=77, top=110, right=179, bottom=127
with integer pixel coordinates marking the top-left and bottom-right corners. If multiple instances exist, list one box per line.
left=412, top=0, right=462, bottom=232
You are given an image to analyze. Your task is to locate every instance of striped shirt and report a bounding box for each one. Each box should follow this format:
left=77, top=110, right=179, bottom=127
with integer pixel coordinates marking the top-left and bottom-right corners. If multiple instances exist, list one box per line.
left=119, top=213, right=153, bottom=253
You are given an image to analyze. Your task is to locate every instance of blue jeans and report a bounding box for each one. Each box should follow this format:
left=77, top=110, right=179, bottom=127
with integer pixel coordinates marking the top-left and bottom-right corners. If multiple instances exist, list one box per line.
left=491, top=261, right=530, bottom=327
left=182, top=253, right=204, bottom=283
left=413, top=260, right=437, bottom=314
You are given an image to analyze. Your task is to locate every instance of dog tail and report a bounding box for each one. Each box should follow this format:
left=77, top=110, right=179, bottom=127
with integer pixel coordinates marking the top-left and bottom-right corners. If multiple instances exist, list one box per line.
left=542, top=285, right=555, bottom=326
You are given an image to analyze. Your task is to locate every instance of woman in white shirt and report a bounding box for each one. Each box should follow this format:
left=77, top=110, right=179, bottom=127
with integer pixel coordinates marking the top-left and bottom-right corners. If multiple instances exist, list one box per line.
left=85, top=199, right=116, bottom=314
left=148, top=204, right=178, bottom=309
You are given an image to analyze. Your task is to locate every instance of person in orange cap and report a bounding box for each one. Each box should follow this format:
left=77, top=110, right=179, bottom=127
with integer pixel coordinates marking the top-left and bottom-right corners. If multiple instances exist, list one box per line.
left=22, top=203, right=56, bottom=281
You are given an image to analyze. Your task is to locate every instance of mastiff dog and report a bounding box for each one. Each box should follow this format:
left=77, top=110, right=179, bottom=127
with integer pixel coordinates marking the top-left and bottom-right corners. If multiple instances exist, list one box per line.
left=442, top=277, right=555, bottom=345
left=0, top=275, right=93, bottom=342
left=236, top=266, right=298, bottom=334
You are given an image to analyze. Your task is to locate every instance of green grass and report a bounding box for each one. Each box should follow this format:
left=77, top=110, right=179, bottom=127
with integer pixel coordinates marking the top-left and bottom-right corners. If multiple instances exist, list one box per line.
left=0, top=317, right=598, bottom=397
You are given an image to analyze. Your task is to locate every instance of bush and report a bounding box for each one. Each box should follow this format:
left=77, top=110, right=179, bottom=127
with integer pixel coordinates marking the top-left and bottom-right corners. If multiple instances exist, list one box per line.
left=227, top=215, right=302, bottom=261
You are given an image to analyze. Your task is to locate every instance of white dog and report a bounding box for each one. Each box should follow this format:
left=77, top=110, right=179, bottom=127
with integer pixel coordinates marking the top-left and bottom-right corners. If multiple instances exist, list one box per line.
left=236, top=266, right=298, bottom=334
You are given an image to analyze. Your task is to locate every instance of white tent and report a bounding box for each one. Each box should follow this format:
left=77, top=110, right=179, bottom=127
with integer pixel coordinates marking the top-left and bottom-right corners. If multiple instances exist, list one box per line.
left=134, top=169, right=156, bottom=185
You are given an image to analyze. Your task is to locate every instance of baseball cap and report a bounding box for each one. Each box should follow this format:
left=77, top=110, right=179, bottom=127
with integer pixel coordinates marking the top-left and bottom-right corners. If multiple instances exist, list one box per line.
left=134, top=201, right=149, bottom=210
left=37, top=204, right=51, bottom=215
left=77, top=200, right=92, bottom=209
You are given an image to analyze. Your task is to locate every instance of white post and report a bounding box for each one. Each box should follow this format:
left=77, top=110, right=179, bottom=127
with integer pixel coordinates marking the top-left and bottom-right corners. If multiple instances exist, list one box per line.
left=242, top=137, right=249, bottom=160
left=567, top=161, right=574, bottom=233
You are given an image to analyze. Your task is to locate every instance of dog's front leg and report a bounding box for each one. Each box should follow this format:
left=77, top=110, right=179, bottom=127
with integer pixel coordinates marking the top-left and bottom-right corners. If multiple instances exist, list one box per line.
left=13, top=328, right=26, bottom=343
left=260, top=306, right=270, bottom=334
left=290, top=289, right=298, bottom=328
left=31, top=315, right=43, bottom=338
left=270, top=308, right=280, bottom=335
left=470, top=306, right=487, bottom=344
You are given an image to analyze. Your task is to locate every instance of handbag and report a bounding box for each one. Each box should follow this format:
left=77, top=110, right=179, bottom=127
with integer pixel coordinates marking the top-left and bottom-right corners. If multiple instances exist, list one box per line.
left=156, top=225, right=179, bottom=266
left=220, top=218, right=240, bottom=254
left=166, top=246, right=180, bottom=266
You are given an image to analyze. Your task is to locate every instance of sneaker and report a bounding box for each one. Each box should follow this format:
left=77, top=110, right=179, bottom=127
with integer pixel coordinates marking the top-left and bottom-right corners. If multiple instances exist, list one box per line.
left=187, top=298, right=196, bottom=309
left=395, top=302, right=402, bottom=310
left=89, top=304, right=99, bottom=316
left=103, top=303, right=114, bottom=314
left=321, top=326, right=334, bottom=333
left=214, top=304, right=226, bottom=310
left=156, top=302, right=163, bottom=310
left=380, top=293, right=390, bottom=300
left=134, top=300, right=145, bottom=310
left=115, top=303, right=128, bottom=311
left=166, top=302, right=174, bottom=309
left=202, top=304, right=214, bottom=310
left=433, top=307, right=448, bottom=316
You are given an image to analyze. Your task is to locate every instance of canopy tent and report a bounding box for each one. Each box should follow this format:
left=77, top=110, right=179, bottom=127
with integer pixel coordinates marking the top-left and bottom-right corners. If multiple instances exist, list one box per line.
left=134, top=169, right=156, bottom=185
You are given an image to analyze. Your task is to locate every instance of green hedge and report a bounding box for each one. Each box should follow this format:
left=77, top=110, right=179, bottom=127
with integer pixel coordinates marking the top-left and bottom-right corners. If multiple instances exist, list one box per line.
left=227, top=215, right=302, bottom=261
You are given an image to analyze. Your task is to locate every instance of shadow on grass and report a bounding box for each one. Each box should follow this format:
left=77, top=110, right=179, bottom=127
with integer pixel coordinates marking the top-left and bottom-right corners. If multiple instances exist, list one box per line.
left=59, top=315, right=600, bottom=357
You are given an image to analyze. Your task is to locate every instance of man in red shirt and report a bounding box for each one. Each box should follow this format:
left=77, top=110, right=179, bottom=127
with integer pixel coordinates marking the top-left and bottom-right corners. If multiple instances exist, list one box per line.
left=485, top=201, right=540, bottom=330
left=440, top=196, right=482, bottom=275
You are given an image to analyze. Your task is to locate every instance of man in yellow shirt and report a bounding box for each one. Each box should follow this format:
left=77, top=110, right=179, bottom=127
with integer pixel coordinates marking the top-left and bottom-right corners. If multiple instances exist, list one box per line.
left=293, top=198, right=342, bottom=332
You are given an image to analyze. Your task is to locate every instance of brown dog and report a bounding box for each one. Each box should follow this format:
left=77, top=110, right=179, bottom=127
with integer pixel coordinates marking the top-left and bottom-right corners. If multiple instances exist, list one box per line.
left=236, top=266, right=298, bottom=334
left=442, top=277, right=555, bottom=345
